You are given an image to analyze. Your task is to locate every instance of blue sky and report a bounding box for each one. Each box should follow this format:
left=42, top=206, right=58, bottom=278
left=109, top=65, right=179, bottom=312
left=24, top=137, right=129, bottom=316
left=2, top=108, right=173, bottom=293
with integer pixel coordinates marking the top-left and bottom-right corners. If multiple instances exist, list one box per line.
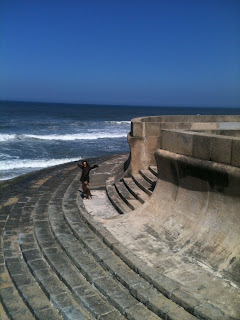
left=1, top=0, right=239, bottom=107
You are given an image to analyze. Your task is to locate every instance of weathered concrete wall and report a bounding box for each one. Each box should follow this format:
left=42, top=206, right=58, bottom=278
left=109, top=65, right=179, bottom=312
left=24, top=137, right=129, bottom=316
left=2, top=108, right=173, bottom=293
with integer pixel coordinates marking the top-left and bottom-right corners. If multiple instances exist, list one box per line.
left=124, top=115, right=240, bottom=318
left=128, top=115, right=240, bottom=173
left=193, top=130, right=240, bottom=137
left=127, top=115, right=240, bottom=279
left=127, top=133, right=161, bottom=172
left=143, top=149, right=240, bottom=283
left=133, top=115, right=240, bottom=124
left=161, top=130, right=240, bottom=167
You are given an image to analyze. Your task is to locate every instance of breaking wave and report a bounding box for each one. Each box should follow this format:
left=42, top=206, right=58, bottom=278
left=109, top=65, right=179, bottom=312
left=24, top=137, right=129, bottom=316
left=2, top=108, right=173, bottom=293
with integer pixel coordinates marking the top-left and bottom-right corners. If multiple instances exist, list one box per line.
left=0, top=157, right=80, bottom=170
left=25, top=133, right=126, bottom=140
left=0, top=134, right=17, bottom=142
left=105, top=121, right=131, bottom=125
left=0, top=132, right=127, bottom=142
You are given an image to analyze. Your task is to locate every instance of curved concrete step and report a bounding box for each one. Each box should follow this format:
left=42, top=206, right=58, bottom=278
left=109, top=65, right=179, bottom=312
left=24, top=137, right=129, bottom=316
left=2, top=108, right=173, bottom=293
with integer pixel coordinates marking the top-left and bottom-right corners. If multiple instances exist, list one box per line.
left=0, top=302, right=9, bottom=320
left=50, top=176, right=159, bottom=320
left=32, top=177, right=95, bottom=319
left=0, top=186, right=38, bottom=320
left=36, top=174, right=128, bottom=319
left=132, top=174, right=154, bottom=196
left=106, top=185, right=131, bottom=215
left=27, top=159, right=130, bottom=319
left=66, top=178, right=197, bottom=320
left=74, top=192, right=201, bottom=319
left=3, top=191, right=63, bottom=320
left=139, top=169, right=157, bottom=185
left=149, top=165, right=158, bottom=177
left=0, top=280, right=34, bottom=320
left=115, top=181, right=141, bottom=210
left=0, top=203, right=34, bottom=320
left=1, top=165, right=96, bottom=320
left=33, top=176, right=103, bottom=319
left=0, top=156, right=204, bottom=320
left=122, top=177, right=149, bottom=204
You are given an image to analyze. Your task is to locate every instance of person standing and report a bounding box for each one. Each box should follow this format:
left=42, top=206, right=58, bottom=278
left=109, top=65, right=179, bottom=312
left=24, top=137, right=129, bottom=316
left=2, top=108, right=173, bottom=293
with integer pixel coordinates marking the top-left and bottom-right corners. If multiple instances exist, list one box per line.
left=78, top=160, right=98, bottom=199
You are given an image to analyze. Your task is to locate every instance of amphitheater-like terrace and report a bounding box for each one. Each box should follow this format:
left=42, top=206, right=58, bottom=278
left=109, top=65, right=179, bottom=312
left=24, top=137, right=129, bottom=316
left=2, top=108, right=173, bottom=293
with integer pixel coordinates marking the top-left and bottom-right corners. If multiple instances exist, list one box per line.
left=0, top=115, right=240, bottom=320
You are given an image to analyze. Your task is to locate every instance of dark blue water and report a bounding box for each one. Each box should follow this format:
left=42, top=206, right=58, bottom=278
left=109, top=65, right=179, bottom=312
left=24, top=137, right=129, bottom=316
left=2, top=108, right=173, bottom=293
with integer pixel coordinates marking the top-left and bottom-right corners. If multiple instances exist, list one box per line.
left=1, top=101, right=240, bottom=180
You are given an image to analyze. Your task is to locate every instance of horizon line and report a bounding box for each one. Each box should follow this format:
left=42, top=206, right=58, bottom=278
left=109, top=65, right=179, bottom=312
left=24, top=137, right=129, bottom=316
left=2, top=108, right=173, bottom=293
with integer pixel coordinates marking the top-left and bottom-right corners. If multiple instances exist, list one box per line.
left=1, top=99, right=240, bottom=109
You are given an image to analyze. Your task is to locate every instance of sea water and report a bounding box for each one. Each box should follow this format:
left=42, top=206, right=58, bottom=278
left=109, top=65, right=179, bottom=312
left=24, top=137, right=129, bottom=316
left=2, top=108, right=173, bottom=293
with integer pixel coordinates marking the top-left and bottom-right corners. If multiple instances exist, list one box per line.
left=1, top=101, right=239, bottom=181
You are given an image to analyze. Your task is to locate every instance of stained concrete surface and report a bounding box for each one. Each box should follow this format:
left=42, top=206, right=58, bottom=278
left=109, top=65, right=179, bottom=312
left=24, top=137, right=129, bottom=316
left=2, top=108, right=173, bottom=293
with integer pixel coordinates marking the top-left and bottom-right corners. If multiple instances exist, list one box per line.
left=84, top=153, right=240, bottom=320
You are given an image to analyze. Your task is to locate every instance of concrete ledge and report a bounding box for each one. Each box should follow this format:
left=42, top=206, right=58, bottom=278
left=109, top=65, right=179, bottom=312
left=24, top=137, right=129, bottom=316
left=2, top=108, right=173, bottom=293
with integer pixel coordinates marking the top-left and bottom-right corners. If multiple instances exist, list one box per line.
left=128, top=115, right=240, bottom=174
left=130, top=115, right=240, bottom=138
left=161, top=129, right=240, bottom=167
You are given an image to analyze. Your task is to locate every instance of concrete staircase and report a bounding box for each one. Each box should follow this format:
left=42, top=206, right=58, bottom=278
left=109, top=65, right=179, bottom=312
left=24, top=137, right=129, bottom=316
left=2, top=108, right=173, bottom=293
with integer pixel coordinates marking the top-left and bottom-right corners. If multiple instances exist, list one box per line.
left=0, top=158, right=199, bottom=320
left=106, top=166, right=158, bottom=215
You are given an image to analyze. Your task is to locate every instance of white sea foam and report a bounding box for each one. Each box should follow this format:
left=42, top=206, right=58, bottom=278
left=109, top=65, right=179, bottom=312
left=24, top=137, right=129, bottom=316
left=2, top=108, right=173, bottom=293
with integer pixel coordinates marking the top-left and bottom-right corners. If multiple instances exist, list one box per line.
left=105, top=121, right=131, bottom=125
left=0, top=157, right=80, bottom=171
left=0, top=153, right=19, bottom=160
left=25, top=133, right=126, bottom=141
left=0, top=134, right=17, bottom=142
left=1, top=131, right=127, bottom=142
left=0, top=175, right=18, bottom=181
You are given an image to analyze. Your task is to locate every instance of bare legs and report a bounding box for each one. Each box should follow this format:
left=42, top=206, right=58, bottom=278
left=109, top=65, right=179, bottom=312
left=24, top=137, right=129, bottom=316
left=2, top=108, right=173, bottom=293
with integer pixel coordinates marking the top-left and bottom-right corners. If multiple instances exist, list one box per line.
left=81, top=181, right=92, bottom=199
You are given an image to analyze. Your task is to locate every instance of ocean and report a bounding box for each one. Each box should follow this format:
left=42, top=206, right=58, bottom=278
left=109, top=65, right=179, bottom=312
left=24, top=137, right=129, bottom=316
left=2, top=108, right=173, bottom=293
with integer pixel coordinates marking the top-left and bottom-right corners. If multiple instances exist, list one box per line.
left=1, top=101, right=240, bottom=181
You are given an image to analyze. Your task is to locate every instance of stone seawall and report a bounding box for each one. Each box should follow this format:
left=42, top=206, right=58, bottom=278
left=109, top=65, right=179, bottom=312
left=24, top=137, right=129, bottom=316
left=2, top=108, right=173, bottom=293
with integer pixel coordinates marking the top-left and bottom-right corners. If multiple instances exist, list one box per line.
left=127, top=115, right=240, bottom=280
left=1, top=114, right=240, bottom=320
left=153, top=149, right=240, bottom=283
left=128, top=115, right=240, bottom=173
left=115, top=114, right=240, bottom=319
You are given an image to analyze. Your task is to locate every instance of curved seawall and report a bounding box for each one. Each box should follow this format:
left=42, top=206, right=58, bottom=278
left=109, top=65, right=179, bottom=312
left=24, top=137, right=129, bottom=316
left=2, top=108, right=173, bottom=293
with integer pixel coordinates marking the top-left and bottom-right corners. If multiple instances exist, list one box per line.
left=147, top=149, right=240, bottom=283
left=105, top=114, right=240, bottom=319
left=1, top=114, right=240, bottom=320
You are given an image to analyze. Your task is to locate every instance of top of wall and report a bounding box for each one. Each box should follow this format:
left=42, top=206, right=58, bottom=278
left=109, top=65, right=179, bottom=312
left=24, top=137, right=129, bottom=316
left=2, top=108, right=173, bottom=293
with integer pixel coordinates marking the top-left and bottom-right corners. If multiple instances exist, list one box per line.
left=130, top=115, right=240, bottom=168
left=131, top=115, right=240, bottom=138
left=132, top=115, right=240, bottom=123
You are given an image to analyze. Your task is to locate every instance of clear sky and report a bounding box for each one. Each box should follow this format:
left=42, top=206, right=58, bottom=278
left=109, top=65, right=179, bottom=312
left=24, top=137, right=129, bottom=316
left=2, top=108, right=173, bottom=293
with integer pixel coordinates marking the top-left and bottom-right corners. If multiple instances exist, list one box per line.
left=1, top=0, right=239, bottom=107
